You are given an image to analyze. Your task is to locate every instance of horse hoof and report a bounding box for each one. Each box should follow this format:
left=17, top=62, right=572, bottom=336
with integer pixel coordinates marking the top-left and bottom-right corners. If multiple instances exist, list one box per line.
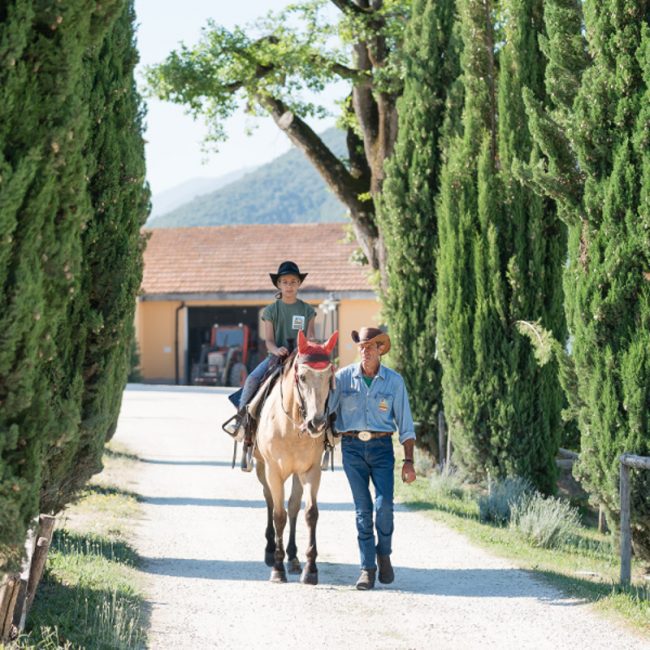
left=288, top=558, right=302, bottom=574
left=300, top=569, right=318, bottom=586
left=270, top=568, right=287, bottom=583
left=265, top=551, right=275, bottom=567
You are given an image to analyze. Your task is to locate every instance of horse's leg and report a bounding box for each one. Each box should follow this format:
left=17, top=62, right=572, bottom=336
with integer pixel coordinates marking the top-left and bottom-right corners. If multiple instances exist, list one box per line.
left=255, top=458, right=275, bottom=567
left=265, top=465, right=288, bottom=583
left=286, top=474, right=303, bottom=574
left=299, top=465, right=322, bottom=585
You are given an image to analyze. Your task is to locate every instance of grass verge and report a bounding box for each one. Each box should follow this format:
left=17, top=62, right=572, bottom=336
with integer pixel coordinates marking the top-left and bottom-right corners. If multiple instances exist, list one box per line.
left=395, top=459, right=650, bottom=637
left=11, top=441, right=146, bottom=649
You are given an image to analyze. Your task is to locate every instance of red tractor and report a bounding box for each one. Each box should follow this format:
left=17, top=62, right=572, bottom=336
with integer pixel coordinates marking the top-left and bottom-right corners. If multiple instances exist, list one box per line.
left=191, top=323, right=251, bottom=387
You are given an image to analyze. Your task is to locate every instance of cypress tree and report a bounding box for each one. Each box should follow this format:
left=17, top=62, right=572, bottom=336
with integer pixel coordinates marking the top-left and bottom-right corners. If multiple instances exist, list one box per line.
left=0, top=0, right=100, bottom=570
left=39, top=0, right=149, bottom=512
left=0, top=0, right=145, bottom=571
left=523, top=0, right=650, bottom=557
left=436, top=0, right=565, bottom=493
left=379, top=0, right=459, bottom=451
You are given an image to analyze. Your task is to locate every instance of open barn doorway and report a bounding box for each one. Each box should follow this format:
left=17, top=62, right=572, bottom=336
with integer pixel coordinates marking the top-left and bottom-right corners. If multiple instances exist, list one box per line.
left=186, top=306, right=264, bottom=385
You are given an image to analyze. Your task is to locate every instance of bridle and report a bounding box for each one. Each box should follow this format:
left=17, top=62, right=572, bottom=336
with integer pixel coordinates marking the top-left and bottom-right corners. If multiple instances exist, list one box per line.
left=279, top=351, right=334, bottom=436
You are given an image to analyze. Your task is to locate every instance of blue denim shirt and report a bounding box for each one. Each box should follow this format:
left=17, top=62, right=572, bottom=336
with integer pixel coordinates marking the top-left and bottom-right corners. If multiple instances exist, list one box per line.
left=328, top=363, right=416, bottom=444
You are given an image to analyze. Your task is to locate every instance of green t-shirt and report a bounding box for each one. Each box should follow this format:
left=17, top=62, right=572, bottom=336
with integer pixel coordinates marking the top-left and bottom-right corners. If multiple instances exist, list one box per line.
left=261, top=299, right=316, bottom=351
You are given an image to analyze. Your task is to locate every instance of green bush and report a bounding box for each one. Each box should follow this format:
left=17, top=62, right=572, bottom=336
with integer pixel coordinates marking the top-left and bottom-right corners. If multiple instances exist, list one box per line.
left=511, top=492, right=580, bottom=549
left=430, top=466, right=466, bottom=500
left=479, top=476, right=532, bottom=525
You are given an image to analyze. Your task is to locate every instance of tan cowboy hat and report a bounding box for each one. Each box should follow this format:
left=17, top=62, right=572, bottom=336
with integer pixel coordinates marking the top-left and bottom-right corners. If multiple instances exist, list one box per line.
left=351, top=327, right=391, bottom=355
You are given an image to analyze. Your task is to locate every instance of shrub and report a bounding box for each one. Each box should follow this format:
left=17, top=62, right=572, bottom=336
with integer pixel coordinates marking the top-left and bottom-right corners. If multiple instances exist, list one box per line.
left=479, top=476, right=532, bottom=525
left=414, top=449, right=436, bottom=477
left=511, top=492, right=580, bottom=549
left=430, top=466, right=466, bottom=500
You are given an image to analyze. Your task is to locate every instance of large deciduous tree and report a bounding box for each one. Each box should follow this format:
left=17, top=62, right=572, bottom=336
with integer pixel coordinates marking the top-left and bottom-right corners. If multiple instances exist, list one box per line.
left=378, top=0, right=459, bottom=449
left=520, top=0, right=650, bottom=558
left=436, top=0, right=566, bottom=493
left=147, top=0, right=410, bottom=282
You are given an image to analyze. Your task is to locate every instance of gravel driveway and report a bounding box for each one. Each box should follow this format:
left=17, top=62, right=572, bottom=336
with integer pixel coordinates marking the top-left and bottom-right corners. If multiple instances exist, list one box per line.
left=114, top=385, right=648, bottom=650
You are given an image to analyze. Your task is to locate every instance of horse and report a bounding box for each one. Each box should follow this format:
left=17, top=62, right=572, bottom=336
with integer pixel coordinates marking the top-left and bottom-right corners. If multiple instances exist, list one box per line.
left=253, top=329, right=338, bottom=585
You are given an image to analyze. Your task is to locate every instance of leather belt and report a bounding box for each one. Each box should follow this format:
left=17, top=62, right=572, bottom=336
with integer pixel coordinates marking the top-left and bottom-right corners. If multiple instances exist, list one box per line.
left=341, top=430, right=393, bottom=442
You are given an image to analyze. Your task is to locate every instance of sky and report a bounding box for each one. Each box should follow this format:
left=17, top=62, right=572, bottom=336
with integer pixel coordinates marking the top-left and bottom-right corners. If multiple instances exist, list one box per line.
left=134, top=1, right=345, bottom=196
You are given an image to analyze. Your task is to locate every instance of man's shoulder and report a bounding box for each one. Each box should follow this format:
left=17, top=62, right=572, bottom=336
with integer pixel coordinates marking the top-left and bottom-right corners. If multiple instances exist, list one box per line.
left=380, top=365, right=405, bottom=384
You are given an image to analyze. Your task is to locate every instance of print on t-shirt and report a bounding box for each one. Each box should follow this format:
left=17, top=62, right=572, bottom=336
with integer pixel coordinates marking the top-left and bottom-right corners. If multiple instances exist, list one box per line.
left=292, top=315, right=305, bottom=331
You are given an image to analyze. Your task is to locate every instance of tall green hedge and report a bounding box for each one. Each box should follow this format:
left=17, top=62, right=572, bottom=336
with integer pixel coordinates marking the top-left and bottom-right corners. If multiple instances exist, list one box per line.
left=436, top=0, right=566, bottom=493
left=0, top=0, right=148, bottom=571
left=523, top=0, right=650, bottom=557
left=379, top=0, right=459, bottom=452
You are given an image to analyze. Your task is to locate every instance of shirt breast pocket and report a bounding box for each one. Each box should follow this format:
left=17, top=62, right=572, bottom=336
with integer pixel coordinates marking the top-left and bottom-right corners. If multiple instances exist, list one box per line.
left=341, top=389, right=362, bottom=415
left=374, top=393, right=393, bottom=417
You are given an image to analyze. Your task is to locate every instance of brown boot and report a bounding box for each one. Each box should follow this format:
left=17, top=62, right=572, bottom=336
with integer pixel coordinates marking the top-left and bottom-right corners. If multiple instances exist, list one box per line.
left=377, top=555, right=394, bottom=584
left=355, top=568, right=376, bottom=590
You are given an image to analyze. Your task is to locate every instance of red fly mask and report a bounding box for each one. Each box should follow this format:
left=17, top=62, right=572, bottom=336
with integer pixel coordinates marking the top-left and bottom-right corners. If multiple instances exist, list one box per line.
left=290, top=330, right=338, bottom=437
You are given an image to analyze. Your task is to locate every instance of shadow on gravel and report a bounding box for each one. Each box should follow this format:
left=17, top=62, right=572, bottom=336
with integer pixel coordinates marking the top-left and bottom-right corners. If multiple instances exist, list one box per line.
left=140, top=458, right=233, bottom=467
left=139, top=558, right=579, bottom=603
left=141, top=496, right=355, bottom=510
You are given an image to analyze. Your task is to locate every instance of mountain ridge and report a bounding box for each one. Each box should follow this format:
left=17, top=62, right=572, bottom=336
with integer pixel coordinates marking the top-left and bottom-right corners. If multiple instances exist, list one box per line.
left=149, top=127, right=348, bottom=228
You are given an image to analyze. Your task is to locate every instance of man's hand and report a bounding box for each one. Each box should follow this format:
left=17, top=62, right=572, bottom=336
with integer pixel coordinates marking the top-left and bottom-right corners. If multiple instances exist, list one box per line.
left=273, top=346, right=289, bottom=357
left=401, top=461, right=416, bottom=484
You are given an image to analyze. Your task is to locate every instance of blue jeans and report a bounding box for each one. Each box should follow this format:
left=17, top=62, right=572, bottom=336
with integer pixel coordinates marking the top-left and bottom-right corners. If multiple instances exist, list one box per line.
left=239, top=356, right=272, bottom=408
left=341, top=436, right=395, bottom=570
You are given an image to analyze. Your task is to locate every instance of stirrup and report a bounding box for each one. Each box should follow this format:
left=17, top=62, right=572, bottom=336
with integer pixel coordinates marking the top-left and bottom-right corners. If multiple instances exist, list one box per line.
left=222, top=413, right=245, bottom=442
left=321, top=448, right=330, bottom=471
left=241, top=441, right=254, bottom=472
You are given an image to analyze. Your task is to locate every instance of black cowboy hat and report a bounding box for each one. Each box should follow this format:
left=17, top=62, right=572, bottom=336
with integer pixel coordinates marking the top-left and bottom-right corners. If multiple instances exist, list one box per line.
left=351, top=327, right=391, bottom=355
left=269, top=261, right=308, bottom=287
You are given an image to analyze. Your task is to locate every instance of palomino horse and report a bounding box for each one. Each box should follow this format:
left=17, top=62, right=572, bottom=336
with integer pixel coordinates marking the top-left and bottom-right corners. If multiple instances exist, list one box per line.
left=253, top=329, right=338, bottom=584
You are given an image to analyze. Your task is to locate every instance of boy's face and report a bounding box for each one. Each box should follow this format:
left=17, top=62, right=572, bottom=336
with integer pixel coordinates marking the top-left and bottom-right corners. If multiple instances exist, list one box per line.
left=278, top=274, right=301, bottom=297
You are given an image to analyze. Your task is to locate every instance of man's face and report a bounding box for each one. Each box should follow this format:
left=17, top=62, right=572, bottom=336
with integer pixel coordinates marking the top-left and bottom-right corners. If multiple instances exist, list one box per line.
left=359, top=341, right=380, bottom=366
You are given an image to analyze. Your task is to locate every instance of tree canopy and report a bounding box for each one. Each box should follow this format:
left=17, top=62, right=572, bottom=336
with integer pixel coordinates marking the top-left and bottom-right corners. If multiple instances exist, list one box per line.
left=147, top=0, right=411, bottom=282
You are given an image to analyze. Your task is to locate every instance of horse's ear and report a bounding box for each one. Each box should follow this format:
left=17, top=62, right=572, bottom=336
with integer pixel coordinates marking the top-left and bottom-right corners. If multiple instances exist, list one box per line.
left=297, top=329, right=308, bottom=353
left=324, top=330, right=338, bottom=355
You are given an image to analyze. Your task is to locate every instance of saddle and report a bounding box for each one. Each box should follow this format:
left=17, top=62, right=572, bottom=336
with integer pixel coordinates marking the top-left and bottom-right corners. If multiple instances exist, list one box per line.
left=230, top=350, right=339, bottom=472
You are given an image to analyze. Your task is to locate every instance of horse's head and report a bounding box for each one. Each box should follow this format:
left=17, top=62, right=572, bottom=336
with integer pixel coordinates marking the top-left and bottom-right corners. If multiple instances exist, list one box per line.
left=294, top=329, right=338, bottom=438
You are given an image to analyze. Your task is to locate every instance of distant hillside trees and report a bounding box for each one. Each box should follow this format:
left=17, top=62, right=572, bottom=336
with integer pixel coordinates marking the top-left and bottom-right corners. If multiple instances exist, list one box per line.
left=0, top=0, right=148, bottom=576
left=151, top=128, right=347, bottom=228
left=521, top=0, right=650, bottom=557
left=147, top=0, right=411, bottom=284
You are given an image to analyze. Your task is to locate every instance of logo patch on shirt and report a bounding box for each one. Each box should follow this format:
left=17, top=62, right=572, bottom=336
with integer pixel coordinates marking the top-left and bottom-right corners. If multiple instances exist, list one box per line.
left=378, top=399, right=389, bottom=413
left=292, top=315, right=305, bottom=331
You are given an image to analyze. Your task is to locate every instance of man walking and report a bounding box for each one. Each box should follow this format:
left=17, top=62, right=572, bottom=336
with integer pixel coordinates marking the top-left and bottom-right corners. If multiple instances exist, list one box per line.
left=329, top=327, right=416, bottom=590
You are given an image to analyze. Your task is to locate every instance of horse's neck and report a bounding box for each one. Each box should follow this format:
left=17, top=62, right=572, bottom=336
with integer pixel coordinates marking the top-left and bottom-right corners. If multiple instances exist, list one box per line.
left=278, top=364, right=302, bottom=423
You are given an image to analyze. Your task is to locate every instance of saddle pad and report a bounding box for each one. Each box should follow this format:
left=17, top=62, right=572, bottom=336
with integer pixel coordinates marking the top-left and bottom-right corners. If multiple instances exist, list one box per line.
left=246, top=365, right=283, bottom=421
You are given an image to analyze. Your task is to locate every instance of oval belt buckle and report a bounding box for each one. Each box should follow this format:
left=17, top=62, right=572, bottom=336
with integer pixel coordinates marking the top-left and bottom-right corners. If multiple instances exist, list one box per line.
left=358, top=430, right=372, bottom=442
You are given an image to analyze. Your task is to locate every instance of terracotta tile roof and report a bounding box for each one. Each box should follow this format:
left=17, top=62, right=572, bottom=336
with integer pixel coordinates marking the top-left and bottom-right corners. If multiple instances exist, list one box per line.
left=141, top=223, right=373, bottom=295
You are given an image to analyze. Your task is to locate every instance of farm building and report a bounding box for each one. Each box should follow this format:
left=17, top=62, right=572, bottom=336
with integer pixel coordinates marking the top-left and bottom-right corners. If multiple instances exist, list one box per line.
left=136, top=223, right=380, bottom=384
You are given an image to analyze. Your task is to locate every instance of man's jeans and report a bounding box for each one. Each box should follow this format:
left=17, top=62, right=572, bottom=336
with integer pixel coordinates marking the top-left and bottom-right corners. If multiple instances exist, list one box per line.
left=341, top=435, right=395, bottom=570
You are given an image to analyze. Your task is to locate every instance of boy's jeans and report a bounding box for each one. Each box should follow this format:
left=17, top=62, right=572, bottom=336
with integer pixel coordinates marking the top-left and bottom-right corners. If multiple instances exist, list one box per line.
left=341, top=435, right=395, bottom=570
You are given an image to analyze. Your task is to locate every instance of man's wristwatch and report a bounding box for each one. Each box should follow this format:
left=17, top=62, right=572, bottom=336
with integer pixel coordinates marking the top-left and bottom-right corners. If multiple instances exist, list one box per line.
left=403, top=459, right=414, bottom=464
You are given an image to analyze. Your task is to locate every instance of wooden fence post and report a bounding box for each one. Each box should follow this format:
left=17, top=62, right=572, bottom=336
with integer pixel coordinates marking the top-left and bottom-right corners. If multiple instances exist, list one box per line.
left=619, top=459, right=632, bottom=585
left=438, top=411, right=447, bottom=471
left=618, top=453, right=650, bottom=586
left=25, top=515, right=56, bottom=615
left=0, top=574, right=20, bottom=642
